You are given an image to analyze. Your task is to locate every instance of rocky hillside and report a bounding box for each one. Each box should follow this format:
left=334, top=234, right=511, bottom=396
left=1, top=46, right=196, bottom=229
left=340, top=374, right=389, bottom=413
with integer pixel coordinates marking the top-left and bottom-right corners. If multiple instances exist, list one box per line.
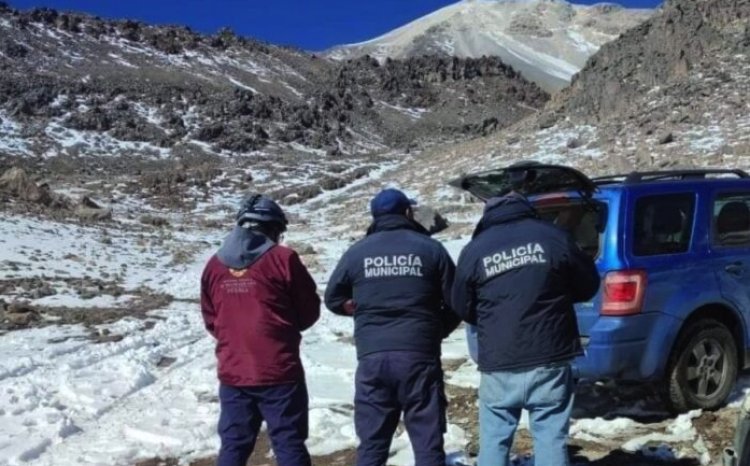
left=0, top=2, right=547, bottom=165
left=327, top=0, right=652, bottom=92
left=562, top=0, right=750, bottom=121
left=361, top=0, right=750, bottom=230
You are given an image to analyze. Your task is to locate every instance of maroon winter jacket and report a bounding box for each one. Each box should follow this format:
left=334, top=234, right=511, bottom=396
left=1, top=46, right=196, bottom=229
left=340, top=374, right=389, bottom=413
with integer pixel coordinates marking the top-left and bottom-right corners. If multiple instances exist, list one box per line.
left=200, top=245, right=321, bottom=386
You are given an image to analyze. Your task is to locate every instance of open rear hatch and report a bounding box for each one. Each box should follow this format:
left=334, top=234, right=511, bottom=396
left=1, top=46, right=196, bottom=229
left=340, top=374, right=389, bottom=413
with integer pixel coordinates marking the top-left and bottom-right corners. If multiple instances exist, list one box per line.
left=450, top=162, right=603, bottom=338
left=449, top=162, right=597, bottom=201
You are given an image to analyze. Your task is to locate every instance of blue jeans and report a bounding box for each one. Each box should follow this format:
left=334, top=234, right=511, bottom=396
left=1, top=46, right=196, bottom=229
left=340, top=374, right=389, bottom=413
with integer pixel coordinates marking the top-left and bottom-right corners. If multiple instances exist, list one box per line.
left=478, top=362, right=575, bottom=466
left=217, top=382, right=311, bottom=466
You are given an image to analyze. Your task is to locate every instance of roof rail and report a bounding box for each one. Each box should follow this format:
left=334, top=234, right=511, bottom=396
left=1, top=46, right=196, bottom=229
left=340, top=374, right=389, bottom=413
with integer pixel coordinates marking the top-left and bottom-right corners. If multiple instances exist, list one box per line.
left=591, top=174, right=628, bottom=185
left=592, top=169, right=749, bottom=185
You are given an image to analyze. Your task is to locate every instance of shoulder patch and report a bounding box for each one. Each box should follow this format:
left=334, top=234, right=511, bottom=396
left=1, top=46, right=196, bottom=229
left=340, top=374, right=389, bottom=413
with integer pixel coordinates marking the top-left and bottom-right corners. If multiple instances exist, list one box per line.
left=229, top=268, right=248, bottom=278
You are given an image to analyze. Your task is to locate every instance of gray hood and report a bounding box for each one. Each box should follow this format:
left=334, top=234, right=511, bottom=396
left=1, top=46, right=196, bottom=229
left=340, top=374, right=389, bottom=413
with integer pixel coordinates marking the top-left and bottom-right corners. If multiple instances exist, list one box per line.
left=216, top=226, right=276, bottom=269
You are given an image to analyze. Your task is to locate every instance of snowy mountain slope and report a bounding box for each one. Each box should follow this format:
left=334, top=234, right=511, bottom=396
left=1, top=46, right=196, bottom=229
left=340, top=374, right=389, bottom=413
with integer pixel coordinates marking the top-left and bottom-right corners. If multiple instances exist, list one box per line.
left=0, top=4, right=547, bottom=163
left=1, top=144, right=746, bottom=465
left=326, top=0, right=653, bottom=92
left=0, top=167, right=473, bottom=466
left=2, top=0, right=750, bottom=463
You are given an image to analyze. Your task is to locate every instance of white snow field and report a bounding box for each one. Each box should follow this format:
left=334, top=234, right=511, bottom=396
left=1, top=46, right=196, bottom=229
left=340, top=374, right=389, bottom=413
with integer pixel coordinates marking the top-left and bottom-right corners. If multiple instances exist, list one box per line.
left=0, top=169, right=479, bottom=466
left=1, top=150, right=748, bottom=466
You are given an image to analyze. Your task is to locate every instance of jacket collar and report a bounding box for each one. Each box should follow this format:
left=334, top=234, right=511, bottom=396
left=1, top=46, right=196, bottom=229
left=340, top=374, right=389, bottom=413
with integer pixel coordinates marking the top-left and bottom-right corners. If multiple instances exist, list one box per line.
left=473, top=194, right=538, bottom=238
left=216, top=226, right=276, bottom=269
left=366, top=214, right=430, bottom=236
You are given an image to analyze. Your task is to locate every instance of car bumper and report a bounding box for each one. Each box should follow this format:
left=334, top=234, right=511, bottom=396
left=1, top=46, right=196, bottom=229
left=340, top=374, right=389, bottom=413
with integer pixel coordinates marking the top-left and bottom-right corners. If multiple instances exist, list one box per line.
left=573, top=312, right=682, bottom=381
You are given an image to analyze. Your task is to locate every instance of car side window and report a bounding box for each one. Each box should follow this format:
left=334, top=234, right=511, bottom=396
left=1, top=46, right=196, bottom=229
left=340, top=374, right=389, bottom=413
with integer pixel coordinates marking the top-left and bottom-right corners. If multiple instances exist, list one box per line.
left=633, top=194, right=696, bottom=256
left=713, top=193, right=750, bottom=248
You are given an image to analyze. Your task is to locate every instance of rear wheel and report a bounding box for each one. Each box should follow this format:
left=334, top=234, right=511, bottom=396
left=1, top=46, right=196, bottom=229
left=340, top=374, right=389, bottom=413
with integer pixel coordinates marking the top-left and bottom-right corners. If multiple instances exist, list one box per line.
left=664, top=319, right=738, bottom=412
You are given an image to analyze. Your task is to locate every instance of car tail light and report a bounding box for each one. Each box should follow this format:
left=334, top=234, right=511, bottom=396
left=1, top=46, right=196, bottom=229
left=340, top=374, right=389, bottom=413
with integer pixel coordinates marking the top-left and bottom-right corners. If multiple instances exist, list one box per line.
left=533, top=194, right=570, bottom=207
left=601, top=270, right=647, bottom=316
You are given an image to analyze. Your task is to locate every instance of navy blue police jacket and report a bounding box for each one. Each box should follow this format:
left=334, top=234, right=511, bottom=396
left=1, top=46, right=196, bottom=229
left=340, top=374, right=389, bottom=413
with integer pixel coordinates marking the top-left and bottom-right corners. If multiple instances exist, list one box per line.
left=325, top=214, right=460, bottom=359
left=451, top=195, right=600, bottom=372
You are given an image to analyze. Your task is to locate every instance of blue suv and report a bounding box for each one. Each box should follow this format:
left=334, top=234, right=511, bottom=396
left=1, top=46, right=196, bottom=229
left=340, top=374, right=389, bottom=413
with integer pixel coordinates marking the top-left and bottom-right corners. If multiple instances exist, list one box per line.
left=454, top=163, right=750, bottom=411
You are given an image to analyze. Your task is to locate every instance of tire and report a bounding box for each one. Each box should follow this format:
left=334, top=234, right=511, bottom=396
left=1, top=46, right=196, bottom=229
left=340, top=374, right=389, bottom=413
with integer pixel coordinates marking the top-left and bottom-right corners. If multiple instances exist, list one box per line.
left=664, top=319, right=739, bottom=413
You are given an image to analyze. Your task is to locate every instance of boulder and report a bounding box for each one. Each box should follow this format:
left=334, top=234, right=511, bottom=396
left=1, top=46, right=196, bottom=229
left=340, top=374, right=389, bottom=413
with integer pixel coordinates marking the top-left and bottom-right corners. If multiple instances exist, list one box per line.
left=538, top=113, right=558, bottom=129
left=4, top=302, right=40, bottom=327
left=412, top=205, right=449, bottom=235
left=0, top=168, right=56, bottom=205
left=658, top=132, right=675, bottom=145
left=75, top=206, right=113, bottom=222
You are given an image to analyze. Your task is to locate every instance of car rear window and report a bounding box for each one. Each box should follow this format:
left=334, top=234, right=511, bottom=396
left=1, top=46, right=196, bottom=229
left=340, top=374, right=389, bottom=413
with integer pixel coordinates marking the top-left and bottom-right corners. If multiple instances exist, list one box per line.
left=455, top=165, right=595, bottom=200
left=713, top=193, right=750, bottom=247
left=535, top=200, right=606, bottom=258
left=633, top=194, right=696, bottom=256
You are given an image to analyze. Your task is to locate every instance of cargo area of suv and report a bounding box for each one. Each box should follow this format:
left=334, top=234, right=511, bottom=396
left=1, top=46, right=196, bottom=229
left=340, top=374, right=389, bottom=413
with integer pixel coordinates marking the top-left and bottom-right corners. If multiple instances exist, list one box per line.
left=453, top=163, right=750, bottom=412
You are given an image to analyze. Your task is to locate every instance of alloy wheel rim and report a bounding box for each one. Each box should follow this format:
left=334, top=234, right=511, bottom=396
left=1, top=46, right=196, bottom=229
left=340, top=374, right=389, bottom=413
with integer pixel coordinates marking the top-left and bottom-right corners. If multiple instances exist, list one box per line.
left=685, top=337, right=729, bottom=400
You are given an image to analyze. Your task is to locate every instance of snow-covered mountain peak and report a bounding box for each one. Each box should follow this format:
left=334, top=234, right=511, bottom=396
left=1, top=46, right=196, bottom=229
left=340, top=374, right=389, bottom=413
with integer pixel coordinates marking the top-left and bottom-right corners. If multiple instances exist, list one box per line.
left=327, top=0, right=653, bottom=92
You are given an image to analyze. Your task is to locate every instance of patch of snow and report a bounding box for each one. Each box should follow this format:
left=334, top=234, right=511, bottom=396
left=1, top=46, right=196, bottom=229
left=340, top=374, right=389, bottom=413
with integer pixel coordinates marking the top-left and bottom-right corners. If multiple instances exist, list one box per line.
left=684, top=124, right=726, bottom=153
left=48, top=95, right=69, bottom=109
left=520, top=125, right=603, bottom=163
left=132, top=103, right=164, bottom=128
left=0, top=111, right=31, bottom=155
left=622, top=411, right=701, bottom=455
left=487, top=31, right=579, bottom=81
left=215, top=54, right=270, bottom=77
left=567, top=29, right=599, bottom=54
left=45, top=29, right=62, bottom=42
left=282, top=81, right=305, bottom=99
left=32, top=293, right=138, bottom=310
left=227, top=77, right=258, bottom=93
left=446, top=359, right=480, bottom=388
left=289, top=142, right=328, bottom=156
left=44, top=121, right=171, bottom=159
left=571, top=417, right=640, bottom=440
left=377, top=101, right=429, bottom=120
left=0, top=215, right=198, bottom=295
left=108, top=52, right=139, bottom=69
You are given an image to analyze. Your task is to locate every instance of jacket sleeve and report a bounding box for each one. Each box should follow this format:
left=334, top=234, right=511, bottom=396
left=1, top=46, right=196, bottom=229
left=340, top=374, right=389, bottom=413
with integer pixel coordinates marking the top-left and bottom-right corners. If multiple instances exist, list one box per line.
left=324, top=252, right=354, bottom=316
left=565, top=235, right=601, bottom=303
left=451, top=247, right=478, bottom=325
left=200, top=262, right=217, bottom=338
left=288, top=252, right=321, bottom=331
left=437, top=245, right=461, bottom=337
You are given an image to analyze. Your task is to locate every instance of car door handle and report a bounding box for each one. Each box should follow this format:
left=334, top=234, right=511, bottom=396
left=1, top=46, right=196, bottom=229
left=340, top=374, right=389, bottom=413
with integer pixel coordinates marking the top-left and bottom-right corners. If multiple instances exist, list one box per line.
left=725, top=262, right=744, bottom=275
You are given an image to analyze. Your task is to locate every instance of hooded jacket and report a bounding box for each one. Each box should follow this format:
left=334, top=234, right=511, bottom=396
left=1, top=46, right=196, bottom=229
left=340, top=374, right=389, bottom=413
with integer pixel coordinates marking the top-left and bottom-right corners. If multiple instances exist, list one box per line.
left=452, top=195, right=600, bottom=372
left=325, top=215, right=459, bottom=359
left=201, top=227, right=320, bottom=386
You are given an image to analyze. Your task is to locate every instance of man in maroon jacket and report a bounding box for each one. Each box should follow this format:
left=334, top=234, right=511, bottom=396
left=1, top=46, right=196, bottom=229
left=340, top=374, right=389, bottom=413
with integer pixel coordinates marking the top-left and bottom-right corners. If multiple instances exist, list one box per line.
left=201, top=194, right=321, bottom=466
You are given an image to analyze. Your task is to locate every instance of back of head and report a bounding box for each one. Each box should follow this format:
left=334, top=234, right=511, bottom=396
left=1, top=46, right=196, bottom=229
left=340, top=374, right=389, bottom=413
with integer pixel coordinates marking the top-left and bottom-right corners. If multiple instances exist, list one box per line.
left=236, top=194, right=288, bottom=241
left=370, top=188, right=416, bottom=219
left=483, top=191, right=531, bottom=213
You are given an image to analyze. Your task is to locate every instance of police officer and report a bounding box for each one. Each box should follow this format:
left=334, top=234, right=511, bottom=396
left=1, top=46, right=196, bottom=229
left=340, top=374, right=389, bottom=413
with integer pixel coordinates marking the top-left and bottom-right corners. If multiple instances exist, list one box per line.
left=201, top=194, right=320, bottom=466
left=452, top=192, right=600, bottom=466
left=325, top=188, right=459, bottom=466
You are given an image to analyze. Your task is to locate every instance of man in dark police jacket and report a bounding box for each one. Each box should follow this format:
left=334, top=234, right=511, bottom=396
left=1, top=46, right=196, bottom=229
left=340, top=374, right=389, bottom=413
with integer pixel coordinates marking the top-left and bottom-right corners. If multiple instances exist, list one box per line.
left=452, top=192, right=600, bottom=466
left=325, top=188, right=459, bottom=466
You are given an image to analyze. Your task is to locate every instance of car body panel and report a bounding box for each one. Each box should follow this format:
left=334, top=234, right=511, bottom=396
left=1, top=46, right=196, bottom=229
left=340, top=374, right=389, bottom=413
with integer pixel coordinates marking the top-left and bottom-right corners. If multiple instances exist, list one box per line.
left=456, top=167, right=750, bottom=384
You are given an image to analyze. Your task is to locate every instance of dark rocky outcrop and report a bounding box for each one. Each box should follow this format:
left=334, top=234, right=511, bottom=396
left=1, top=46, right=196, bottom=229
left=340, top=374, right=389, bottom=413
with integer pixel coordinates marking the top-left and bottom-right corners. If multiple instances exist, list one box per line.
left=562, top=0, right=750, bottom=121
left=0, top=4, right=548, bottom=156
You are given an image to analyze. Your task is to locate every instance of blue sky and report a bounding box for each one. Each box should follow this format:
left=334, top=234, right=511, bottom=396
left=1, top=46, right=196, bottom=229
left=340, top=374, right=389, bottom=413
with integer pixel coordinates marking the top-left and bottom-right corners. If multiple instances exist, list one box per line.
left=8, top=0, right=662, bottom=51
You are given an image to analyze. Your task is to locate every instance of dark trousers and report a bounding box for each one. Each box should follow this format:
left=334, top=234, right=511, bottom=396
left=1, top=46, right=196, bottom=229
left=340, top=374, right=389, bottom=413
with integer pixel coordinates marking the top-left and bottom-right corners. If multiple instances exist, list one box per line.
left=355, top=351, right=447, bottom=466
left=217, top=381, right=311, bottom=466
